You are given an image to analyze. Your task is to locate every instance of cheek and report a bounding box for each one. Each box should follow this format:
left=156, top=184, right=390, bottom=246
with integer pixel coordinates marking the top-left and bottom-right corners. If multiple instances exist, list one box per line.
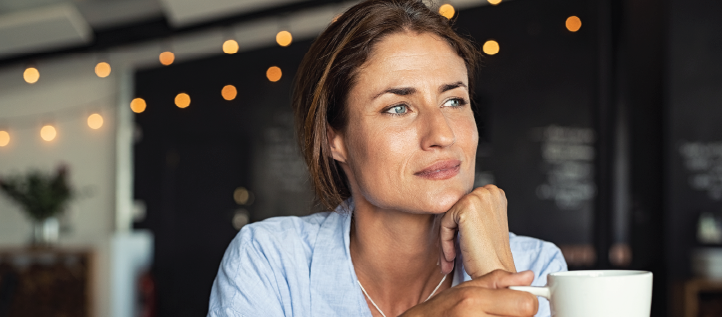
left=347, top=122, right=416, bottom=186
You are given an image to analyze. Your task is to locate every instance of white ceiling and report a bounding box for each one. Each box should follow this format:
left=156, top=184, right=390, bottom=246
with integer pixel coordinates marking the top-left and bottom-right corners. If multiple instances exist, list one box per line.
left=159, top=0, right=304, bottom=27
left=0, top=3, right=92, bottom=57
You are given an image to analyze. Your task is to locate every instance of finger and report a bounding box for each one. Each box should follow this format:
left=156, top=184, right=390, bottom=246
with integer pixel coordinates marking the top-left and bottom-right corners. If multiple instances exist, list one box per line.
left=439, top=210, right=459, bottom=273
left=477, top=288, right=539, bottom=317
left=460, top=270, right=534, bottom=289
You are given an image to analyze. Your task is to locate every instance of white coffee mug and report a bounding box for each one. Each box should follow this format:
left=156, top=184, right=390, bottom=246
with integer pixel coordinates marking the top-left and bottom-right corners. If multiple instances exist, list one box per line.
left=510, top=270, right=653, bottom=317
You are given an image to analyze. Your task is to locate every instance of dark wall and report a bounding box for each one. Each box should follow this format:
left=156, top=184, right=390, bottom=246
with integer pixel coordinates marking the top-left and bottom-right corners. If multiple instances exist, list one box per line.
left=666, top=0, right=722, bottom=280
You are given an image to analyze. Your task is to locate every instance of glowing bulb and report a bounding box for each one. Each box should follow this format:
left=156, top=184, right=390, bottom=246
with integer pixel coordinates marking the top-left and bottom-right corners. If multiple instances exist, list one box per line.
left=276, top=31, right=293, bottom=47
left=87, top=113, right=104, bottom=129
left=223, top=39, right=239, bottom=54
left=41, top=125, right=57, bottom=141
left=159, top=51, right=175, bottom=66
left=439, top=4, right=455, bottom=19
left=566, top=16, right=582, bottom=32
left=488, top=0, right=502, bottom=5
left=222, top=85, right=237, bottom=101
left=0, top=131, right=9, bottom=147
left=266, top=66, right=282, bottom=82
left=130, top=98, right=147, bottom=113
left=175, top=93, right=191, bottom=108
left=483, top=40, right=500, bottom=55
left=95, top=62, right=111, bottom=78
left=24, top=67, right=39, bottom=84
left=234, top=187, right=250, bottom=205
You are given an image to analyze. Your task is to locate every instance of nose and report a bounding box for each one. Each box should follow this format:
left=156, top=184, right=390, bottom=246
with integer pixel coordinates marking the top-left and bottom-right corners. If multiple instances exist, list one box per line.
left=420, top=108, right=456, bottom=150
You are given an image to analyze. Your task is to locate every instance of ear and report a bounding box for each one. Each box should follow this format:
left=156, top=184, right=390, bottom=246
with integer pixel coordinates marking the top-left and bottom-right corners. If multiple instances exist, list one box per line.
left=327, top=126, right=348, bottom=163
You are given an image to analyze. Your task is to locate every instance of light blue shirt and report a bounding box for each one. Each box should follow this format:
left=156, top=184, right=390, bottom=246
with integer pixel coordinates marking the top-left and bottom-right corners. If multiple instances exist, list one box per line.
left=208, top=203, right=567, bottom=317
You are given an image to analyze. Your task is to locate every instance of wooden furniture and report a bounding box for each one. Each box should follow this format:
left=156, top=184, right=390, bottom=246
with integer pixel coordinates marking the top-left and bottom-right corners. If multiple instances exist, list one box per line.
left=0, top=248, right=94, bottom=317
left=683, top=278, right=722, bottom=317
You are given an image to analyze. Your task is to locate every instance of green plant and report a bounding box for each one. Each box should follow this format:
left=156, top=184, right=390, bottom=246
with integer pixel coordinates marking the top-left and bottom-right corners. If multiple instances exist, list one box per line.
left=0, top=165, right=73, bottom=221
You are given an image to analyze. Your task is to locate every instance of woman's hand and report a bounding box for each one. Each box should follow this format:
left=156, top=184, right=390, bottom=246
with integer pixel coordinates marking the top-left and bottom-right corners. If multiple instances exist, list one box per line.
left=401, top=270, right=539, bottom=317
left=438, top=184, right=516, bottom=278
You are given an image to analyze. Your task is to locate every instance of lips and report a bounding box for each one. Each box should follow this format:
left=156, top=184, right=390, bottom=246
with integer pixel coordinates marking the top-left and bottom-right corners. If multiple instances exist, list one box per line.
left=414, top=159, right=461, bottom=180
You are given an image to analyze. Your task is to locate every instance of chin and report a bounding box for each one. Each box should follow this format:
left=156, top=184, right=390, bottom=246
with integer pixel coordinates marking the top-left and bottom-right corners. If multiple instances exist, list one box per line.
left=416, top=187, right=468, bottom=214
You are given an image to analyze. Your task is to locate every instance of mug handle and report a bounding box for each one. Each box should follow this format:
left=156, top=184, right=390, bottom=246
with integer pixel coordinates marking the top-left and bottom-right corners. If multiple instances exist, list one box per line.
left=509, top=286, right=551, bottom=299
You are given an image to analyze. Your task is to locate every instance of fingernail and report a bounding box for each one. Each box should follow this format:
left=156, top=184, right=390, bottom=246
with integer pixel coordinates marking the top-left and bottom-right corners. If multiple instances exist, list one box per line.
left=437, top=259, right=440, bottom=266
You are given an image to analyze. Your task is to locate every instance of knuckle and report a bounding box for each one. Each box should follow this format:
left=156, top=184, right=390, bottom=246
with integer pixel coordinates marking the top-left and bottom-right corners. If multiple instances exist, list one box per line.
left=517, top=294, right=538, bottom=316
left=472, top=187, right=490, bottom=200
left=456, top=288, right=479, bottom=308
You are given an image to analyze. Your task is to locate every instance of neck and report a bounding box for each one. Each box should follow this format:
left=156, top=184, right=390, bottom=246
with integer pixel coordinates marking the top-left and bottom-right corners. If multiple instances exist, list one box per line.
left=350, top=195, right=451, bottom=316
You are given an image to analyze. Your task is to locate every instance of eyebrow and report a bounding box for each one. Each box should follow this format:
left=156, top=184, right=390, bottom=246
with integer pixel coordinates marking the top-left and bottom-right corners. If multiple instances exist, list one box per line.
left=371, top=81, right=467, bottom=100
left=439, top=81, right=467, bottom=93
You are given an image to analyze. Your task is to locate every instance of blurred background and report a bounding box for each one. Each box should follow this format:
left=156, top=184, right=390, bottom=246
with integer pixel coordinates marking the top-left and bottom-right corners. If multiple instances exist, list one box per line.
left=0, top=0, right=720, bottom=316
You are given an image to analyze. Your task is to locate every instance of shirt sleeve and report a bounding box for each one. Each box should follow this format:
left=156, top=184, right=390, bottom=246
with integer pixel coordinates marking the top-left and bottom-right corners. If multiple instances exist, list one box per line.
left=207, top=228, right=287, bottom=317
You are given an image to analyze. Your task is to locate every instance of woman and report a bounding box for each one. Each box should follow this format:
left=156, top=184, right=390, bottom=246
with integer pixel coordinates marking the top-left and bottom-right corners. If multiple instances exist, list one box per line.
left=209, top=0, right=566, bottom=316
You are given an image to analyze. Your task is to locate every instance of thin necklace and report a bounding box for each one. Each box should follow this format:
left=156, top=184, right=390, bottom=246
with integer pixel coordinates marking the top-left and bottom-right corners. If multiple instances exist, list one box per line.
left=357, top=274, right=448, bottom=317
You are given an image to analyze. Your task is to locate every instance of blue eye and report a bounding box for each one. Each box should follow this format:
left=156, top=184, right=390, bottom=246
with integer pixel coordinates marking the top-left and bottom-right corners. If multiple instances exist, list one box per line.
left=386, top=105, right=408, bottom=115
left=444, top=98, right=465, bottom=108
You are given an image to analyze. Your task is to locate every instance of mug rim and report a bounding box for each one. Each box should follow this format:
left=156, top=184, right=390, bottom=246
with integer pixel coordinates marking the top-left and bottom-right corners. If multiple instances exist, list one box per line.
left=549, top=270, right=652, bottom=278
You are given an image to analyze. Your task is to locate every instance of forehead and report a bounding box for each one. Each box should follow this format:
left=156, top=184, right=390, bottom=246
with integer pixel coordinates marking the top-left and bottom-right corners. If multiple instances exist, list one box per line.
left=354, top=31, right=468, bottom=90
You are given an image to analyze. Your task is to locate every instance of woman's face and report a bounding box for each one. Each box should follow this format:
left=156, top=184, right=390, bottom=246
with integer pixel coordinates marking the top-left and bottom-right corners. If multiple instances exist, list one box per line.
left=329, top=31, right=478, bottom=214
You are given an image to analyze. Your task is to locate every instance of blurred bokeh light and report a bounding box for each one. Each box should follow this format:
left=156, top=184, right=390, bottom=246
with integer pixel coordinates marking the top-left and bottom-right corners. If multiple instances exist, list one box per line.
left=223, top=39, right=239, bottom=54
left=483, top=40, right=500, bottom=55
left=439, top=4, right=455, bottom=19
left=40, top=125, right=57, bottom=141
left=95, top=62, right=111, bottom=78
left=222, top=85, right=237, bottom=101
left=23, top=67, right=39, bottom=84
left=87, top=114, right=104, bottom=129
left=566, top=16, right=582, bottom=32
left=0, top=131, right=9, bottom=147
left=175, top=93, right=191, bottom=108
left=159, top=51, right=175, bottom=66
left=276, top=31, right=293, bottom=47
left=130, top=98, right=147, bottom=113
left=266, top=66, right=282, bottom=82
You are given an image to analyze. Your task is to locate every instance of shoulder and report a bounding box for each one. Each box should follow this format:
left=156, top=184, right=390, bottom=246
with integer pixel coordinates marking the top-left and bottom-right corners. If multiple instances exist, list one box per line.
left=238, top=212, right=335, bottom=244
left=208, top=212, right=344, bottom=316
left=508, top=232, right=567, bottom=282
left=229, top=212, right=339, bottom=264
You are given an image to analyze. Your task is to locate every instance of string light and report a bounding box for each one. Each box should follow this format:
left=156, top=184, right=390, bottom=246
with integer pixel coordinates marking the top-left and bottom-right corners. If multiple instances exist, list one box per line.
left=222, top=85, right=237, bottom=101
left=40, top=125, right=57, bottom=141
left=566, top=16, right=582, bottom=32
left=0, top=131, right=9, bottom=147
left=266, top=66, right=282, bottom=82
left=159, top=51, right=175, bottom=66
left=130, top=98, right=147, bottom=113
left=175, top=93, right=191, bottom=108
left=483, top=40, right=500, bottom=55
left=223, top=39, right=239, bottom=54
left=234, top=187, right=250, bottom=205
left=24, top=67, right=40, bottom=84
left=276, top=31, right=293, bottom=47
left=488, top=0, right=502, bottom=5
left=95, top=62, right=111, bottom=78
left=439, top=4, right=455, bottom=19
left=87, top=113, right=104, bottom=129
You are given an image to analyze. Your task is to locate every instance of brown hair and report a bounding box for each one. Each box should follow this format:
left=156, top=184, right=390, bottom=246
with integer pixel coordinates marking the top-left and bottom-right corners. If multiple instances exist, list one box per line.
left=292, top=0, right=481, bottom=211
